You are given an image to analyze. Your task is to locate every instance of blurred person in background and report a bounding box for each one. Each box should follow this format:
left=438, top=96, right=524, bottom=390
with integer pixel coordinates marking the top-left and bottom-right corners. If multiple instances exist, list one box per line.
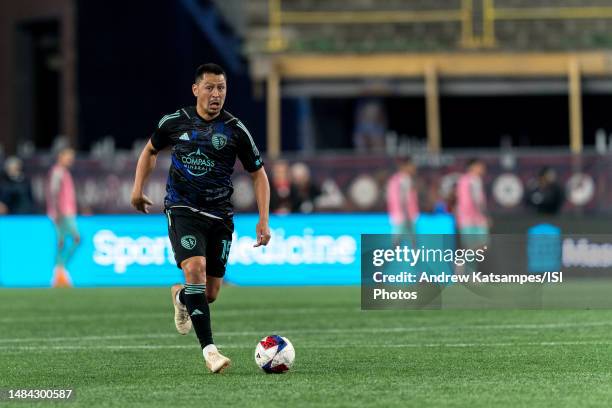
left=269, top=160, right=292, bottom=214
left=0, top=156, right=34, bottom=214
left=289, top=162, right=320, bottom=214
left=455, top=159, right=499, bottom=301
left=455, top=158, right=489, bottom=249
left=525, top=166, right=564, bottom=215
left=386, top=157, right=419, bottom=236
left=46, top=147, right=80, bottom=288
left=353, top=98, right=387, bottom=152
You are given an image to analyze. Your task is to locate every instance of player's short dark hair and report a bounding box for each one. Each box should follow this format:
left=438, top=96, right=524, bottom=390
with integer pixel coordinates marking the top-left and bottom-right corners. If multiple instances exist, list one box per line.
left=195, top=63, right=226, bottom=83
left=466, top=158, right=483, bottom=169
left=396, top=155, right=413, bottom=167
left=539, top=166, right=556, bottom=178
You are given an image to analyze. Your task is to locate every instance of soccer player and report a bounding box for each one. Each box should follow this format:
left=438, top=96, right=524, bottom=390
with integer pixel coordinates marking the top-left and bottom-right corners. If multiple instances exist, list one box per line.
left=386, top=156, right=419, bottom=237
left=130, top=63, right=271, bottom=373
left=47, top=147, right=80, bottom=287
left=455, top=158, right=488, bottom=249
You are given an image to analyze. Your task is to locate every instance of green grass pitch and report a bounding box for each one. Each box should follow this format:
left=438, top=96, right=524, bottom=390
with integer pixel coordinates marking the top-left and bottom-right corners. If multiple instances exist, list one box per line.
left=1, top=286, right=612, bottom=407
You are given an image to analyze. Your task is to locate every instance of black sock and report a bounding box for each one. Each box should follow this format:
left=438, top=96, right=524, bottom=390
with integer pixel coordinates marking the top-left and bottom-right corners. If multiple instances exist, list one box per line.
left=178, top=287, right=186, bottom=305
left=183, top=283, right=214, bottom=348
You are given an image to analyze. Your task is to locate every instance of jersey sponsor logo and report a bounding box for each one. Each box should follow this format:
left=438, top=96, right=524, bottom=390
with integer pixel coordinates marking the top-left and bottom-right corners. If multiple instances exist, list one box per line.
left=181, top=235, right=197, bottom=250
left=211, top=133, right=227, bottom=150
left=180, top=148, right=215, bottom=176
left=179, top=132, right=190, bottom=141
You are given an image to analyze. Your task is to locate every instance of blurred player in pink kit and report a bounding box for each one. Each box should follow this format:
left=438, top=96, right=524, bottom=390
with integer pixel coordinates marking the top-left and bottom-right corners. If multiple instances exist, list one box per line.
left=386, top=157, right=419, bottom=237
left=455, top=158, right=488, bottom=249
left=46, top=147, right=80, bottom=287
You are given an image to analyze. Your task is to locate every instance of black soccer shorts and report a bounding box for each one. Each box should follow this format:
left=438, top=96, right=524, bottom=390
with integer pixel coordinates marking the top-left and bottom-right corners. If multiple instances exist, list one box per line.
left=165, top=207, right=234, bottom=277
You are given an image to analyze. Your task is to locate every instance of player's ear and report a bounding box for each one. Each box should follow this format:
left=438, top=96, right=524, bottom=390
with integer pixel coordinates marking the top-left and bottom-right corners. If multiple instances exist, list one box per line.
left=192, top=83, right=198, bottom=97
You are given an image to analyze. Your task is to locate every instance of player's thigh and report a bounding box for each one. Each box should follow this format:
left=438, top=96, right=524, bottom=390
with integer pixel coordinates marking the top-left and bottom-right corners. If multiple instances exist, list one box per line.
left=166, top=209, right=209, bottom=275
left=64, top=216, right=79, bottom=240
left=459, top=225, right=489, bottom=249
left=54, top=220, right=66, bottom=245
left=204, top=219, right=234, bottom=279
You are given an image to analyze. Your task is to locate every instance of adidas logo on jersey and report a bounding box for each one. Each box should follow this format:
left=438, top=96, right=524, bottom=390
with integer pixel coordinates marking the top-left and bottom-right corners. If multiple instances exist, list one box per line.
left=179, top=133, right=190, bottom=141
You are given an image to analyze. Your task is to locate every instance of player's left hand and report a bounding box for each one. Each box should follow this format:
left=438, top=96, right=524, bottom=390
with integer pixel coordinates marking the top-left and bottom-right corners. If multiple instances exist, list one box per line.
left=253, top=220, right=271, bottom=247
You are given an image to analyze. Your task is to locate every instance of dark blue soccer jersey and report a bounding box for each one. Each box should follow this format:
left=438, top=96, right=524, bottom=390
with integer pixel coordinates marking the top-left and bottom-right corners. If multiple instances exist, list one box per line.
left=150, top=107, right=263, bottom=219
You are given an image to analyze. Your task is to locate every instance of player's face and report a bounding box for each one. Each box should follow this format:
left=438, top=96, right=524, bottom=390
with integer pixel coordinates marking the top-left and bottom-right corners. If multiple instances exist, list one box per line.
left=400, top=162, right=415, bottom=175
left=474, top=162, right=486, bottom=176
left=193, top=73, right=226, bottom=119
left=60, top=150, right=75, bottom=167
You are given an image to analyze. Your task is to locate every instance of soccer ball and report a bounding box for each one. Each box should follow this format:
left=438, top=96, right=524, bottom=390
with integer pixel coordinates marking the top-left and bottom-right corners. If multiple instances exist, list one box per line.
left=254, top=335, right=295, bottom=373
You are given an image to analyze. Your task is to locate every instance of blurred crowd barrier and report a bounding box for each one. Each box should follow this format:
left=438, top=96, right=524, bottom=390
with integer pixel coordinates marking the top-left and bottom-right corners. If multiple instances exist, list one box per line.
left=13, top=151, right=612, bottom=216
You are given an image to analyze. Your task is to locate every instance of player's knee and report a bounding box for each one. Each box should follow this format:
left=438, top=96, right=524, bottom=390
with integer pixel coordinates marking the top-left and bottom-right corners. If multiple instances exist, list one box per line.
left=207, top=293, right=217, bottom=304
left=182, top=257, right=206, bottom=283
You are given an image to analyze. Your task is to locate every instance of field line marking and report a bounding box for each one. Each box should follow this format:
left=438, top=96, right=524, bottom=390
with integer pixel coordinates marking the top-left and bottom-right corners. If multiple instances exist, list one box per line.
left=1, top=340, right=612, bottom=353
left=1, top=320, right=612, bottom=344
left=0, top=307, right=357, bottom=323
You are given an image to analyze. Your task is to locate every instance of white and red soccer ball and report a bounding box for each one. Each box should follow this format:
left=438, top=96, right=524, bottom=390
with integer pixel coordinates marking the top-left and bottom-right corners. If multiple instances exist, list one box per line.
left=254, top=335, right=295, bottom=373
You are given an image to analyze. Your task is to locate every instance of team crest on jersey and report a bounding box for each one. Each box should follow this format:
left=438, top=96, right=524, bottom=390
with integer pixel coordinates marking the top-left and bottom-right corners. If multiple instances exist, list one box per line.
left=181, top=235, right=197, bottom=250
left=211, top=133, right=227, bottom=150
left=180, top=148, right=215, bottom=176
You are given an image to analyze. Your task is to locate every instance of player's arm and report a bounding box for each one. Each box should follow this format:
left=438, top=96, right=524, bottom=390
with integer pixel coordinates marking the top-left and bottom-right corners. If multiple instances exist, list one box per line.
left=233, top=119, right=270, bottom=247
left=131, top=140, right=160, bottom=213
left=470, top=179, right=486, bottom=214
left=132, top=112, right=175, bottom=213
left=49, top=167, right=63, bottom=221
left=251, top=167, right=271, bottom=247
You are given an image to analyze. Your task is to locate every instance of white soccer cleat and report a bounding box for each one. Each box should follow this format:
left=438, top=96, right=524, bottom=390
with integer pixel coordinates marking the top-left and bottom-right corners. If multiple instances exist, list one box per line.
left=203, top=345, right=231, bottom=373
left=171, top=284, right=192, bottom=335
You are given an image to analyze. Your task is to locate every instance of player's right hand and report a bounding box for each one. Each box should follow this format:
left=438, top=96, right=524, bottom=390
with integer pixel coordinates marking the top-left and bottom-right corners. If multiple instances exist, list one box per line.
left=131, top=193, right=154, bottom=214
